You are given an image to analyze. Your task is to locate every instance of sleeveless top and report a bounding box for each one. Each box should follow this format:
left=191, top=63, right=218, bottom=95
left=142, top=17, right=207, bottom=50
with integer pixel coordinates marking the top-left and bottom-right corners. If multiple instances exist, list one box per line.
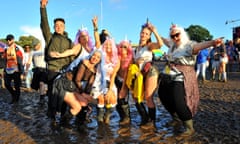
left=134, top=46, right=153, bottom=70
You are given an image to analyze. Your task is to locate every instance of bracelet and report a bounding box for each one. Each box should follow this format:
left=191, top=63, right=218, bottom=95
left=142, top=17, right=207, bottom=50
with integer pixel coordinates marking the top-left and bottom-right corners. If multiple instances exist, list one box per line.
left=94, top=27, right=98, bottom=32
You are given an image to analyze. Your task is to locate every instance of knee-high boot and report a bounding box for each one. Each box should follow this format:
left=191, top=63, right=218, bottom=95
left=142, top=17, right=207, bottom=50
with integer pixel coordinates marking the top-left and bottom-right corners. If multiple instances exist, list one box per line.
left=135, top=102, right=149, bottom=125
left=76, top=106, right=88, bottom=125
left=120, top=104, right=130, bottom=125
left=116, top=99, right=125, bottom=121
left=148, top=107, right=156, bottom=122
left=97, top=107, right=105, bottom=123
left=117, top=98, right=130, bottom=125
left=105, top=107, right=114, bottom=124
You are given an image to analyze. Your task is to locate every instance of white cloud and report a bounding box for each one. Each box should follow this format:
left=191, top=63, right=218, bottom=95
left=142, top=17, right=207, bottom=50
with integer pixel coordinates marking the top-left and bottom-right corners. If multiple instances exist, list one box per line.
left=20, top=25, right=45, bottom=47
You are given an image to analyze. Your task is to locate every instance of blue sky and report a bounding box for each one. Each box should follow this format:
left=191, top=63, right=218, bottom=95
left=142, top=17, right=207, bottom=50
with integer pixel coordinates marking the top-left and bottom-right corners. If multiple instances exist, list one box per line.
left=1, top=0, right=240, bottom=52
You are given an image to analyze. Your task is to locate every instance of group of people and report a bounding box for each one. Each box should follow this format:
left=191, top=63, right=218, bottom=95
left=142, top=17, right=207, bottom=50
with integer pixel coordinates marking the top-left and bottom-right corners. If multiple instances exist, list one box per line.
left=2, top=0, right=226, bottom=139
left=2, top=33, right=47, bottom=104
left=196, top=39, right=239, bottom=83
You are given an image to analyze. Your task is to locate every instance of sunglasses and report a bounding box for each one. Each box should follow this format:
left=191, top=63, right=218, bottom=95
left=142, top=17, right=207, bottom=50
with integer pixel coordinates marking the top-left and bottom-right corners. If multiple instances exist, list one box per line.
left=170, top=33, right=180, bottom=39
left=120, top=45, right=127, bottom=49
left=7, top=39, right=12, bottom=41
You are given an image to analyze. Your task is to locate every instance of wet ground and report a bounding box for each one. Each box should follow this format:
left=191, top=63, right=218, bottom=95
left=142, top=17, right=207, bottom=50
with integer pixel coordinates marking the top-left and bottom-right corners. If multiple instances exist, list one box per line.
left=0, top=70, right=239, bottom=143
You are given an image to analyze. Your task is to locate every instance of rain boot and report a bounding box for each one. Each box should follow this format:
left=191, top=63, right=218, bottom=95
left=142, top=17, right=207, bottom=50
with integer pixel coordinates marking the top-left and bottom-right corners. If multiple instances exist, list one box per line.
left=119, top=103, right=130, bottom=125
left=166, top=113, right=181, bottom=127
left=135, top=102, right=149, bottom=126
left=76, top=106, right=88, bottom=125
left=105, top=107, right=114, bottom=124
left=117, top=98, right=130, bottom=125
left=141, top=107, right=156, bottom=129
left=180, top=119, right=195, bottom=137
left=116, top=99, right=125, bottom=122
left=97, top=107, right=105, bottom=123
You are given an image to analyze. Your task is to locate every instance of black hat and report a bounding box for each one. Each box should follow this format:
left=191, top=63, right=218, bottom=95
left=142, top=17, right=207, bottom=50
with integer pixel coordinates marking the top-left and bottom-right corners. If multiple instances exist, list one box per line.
left=6, top=34, right=14, bottom=40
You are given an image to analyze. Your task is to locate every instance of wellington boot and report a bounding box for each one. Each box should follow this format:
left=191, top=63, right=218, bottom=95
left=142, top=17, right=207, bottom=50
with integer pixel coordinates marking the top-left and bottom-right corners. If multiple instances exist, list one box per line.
left=179, top=119, right=195, bottom=137
left=135, top=103, right=149, bottom=126
left=104, top=107, right=114, bottom=124
left=76, top=106, right=88, bottom=125
left=166, top=113, right=181, bottom=127
left=119, top=104, right=130, bottom=125
left=97, top=107, right=105, bottom=123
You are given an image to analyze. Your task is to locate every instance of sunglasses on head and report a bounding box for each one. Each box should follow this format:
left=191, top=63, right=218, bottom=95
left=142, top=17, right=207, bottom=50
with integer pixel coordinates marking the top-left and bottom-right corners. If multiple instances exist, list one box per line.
left=170, top=33, right=180, bottom=39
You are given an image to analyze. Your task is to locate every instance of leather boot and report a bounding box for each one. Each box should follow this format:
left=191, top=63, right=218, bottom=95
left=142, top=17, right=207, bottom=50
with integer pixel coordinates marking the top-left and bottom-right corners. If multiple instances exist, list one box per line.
left=135, top=102, right=149, bottom=126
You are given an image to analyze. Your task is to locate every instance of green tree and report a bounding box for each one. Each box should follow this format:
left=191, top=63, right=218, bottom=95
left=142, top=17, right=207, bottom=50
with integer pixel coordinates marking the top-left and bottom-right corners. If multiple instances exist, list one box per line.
left=0, top=35, right=38, bottom=50
left=185, top=25, right=213, bottom=42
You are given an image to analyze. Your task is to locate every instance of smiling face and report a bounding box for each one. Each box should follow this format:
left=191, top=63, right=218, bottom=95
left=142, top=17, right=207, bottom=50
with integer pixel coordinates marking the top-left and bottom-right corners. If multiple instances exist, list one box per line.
left=170, top=29, right=181, bottom=45
left=78, top=31, right=89, bottom=45
left=103, top=39, right=113, bottom=54
left=140, top=27, right=151, bottom=44
left=89, top=51, right=101, bottom=65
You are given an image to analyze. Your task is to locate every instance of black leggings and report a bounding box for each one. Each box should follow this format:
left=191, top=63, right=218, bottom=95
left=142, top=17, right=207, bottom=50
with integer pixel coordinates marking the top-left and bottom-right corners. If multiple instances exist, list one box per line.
left=158, top=81, right=192, bottom=121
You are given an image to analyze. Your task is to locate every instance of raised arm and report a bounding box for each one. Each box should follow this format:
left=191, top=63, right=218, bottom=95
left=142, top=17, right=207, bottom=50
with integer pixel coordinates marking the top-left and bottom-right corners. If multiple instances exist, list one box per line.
left=192, top=37, right=224, bottom=55
left=92, top=16, right=101, bottom=49
left=40, top=0, right=51, bottom=44
left=147, top=23, right=164, bottom=50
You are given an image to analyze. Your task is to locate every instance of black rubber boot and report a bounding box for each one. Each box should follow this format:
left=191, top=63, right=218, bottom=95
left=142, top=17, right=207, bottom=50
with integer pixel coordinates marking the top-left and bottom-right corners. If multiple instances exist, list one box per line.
left=116, top=99, right=125, bottom=121
left=148, top=107, right=156, bottom=122
left=140, top=107, right=156, bottom=130
left=76, top=106, right=88, bottom=125
left=117, top=98, right=130, bottom=125
left=135, top=102, right=149, bottom=126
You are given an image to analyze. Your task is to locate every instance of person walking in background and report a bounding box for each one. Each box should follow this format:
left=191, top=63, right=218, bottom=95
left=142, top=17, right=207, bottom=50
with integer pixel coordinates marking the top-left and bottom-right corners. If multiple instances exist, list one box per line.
left=131, top=20, right=163, bottom=128
left=3, top=34, right=24, bottom=104
left=115, top=40, right=133, bottom=125
left=196, top=48, right=209, bottom=82
left=30, top=39, right=47, bottom=103
left=23, top=44, right=33, bottom=92
left=40, top=0, right=74, bottom=120
left=158, top=24, right=224, bottom=138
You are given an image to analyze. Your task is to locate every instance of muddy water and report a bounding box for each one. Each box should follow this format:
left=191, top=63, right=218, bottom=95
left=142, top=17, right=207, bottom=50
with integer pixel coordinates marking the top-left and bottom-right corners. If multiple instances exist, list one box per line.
left=0, top=72, right=240, bottom=144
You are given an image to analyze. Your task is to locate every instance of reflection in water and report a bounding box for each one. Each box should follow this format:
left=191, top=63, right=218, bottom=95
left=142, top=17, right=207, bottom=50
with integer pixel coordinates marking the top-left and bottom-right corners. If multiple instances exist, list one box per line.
left=1, top=79, right=239, bottom=144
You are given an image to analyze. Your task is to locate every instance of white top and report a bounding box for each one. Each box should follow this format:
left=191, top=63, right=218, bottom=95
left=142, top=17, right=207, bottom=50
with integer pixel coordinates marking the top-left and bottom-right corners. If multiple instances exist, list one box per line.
left=134, top=46, right=153, bottom=70
left=31, top=49, right=46, bottom=68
